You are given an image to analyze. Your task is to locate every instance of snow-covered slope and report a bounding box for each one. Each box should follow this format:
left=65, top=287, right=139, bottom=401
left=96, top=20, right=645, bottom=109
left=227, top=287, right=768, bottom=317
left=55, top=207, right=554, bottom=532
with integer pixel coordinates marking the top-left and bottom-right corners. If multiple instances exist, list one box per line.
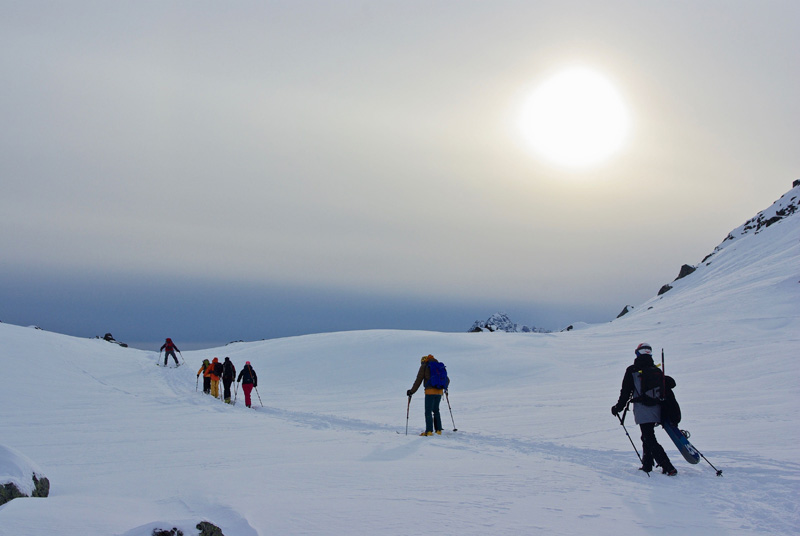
left=1, top=187, right=798, bottom=535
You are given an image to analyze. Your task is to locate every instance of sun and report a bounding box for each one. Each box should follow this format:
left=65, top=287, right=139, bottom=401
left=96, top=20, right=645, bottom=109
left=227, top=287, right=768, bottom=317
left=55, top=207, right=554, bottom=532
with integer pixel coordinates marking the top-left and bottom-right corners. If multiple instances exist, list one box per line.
left=519, top=67, right=631, bottom=169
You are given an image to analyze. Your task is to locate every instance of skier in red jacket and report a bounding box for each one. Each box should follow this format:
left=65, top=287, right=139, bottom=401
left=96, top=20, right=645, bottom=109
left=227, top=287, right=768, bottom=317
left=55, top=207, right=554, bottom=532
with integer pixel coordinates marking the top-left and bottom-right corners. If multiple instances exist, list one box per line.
left=160, top=338, right=181, bottom=367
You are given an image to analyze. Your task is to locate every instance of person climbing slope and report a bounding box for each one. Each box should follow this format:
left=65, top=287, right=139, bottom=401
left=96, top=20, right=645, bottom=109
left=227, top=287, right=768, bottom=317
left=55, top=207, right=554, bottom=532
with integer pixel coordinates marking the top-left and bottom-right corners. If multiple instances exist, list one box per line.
left=236, top=361, right=258, bottom=408
left=209, top=357, right=222, bottom=399
left=160, top=338, right=181, bottom=367
left=197, top=359, right=212, bottom=394
left=407, top=354, right=449, bottom=436
left=221, top=357, right=236, bottom=404
left=611, top=343, right=677, bottom=476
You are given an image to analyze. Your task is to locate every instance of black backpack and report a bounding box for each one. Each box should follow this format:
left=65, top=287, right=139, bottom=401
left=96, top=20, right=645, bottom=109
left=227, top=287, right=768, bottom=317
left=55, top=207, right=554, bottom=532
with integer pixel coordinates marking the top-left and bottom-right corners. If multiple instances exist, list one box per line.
left=214, top=362, right=223, bottom=376
left=223, top=360, right=235, bottom=379
left=633, top=366, right=663, bottom=406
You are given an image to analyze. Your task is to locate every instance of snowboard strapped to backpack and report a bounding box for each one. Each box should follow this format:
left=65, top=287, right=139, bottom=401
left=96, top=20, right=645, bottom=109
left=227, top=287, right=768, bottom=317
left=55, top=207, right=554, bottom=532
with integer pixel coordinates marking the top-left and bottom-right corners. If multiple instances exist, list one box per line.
left=428, top=361, right=450, bottom=390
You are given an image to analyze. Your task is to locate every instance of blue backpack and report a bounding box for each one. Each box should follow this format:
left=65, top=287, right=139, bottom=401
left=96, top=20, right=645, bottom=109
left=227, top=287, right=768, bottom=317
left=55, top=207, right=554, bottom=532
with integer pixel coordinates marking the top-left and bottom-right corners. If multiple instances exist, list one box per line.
left=428, top=361, right=450, bottom=390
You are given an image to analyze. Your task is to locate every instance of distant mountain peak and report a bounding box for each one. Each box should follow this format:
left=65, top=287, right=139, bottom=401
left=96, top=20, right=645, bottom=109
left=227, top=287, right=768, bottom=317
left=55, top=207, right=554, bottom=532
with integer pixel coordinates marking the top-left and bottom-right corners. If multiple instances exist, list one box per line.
left=468, top=312, right=550, bottom=333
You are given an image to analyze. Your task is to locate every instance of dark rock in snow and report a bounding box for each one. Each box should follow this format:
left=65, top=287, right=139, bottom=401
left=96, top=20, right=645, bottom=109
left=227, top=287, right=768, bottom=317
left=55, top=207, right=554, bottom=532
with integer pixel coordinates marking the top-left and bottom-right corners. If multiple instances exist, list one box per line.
left=674, top=264, right=697, bottom=281
left=32, top=473, right=49, bottom=497
left=97, top=333, right=129, bottom=348
left=0, top=443, right=50, bottom=506
left=197, top=521, right=225, bottom=536
left=152, top=529, right=183, bottom=536
left=0, top=482, right=26, bottom=505
left=0, top=474, right=50, bottom=505
left=616, top=305, right=634, bottom=318
left=658, top=284, right=673, bottom=296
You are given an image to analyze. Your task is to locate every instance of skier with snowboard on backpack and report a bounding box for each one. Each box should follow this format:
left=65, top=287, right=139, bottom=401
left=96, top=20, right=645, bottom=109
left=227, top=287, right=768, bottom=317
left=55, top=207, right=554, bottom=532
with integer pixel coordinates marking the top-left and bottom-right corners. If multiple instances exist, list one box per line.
left=611, top=343, right=678, bottom=476
left=160, top=338, right=181, bottom=367
left=407, top=354, right=449, bottom=436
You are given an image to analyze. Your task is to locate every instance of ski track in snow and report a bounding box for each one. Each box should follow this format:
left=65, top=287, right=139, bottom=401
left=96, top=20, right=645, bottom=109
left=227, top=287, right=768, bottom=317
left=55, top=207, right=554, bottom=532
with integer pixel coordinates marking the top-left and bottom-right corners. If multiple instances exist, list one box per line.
left=165, top=359, right=800, bottom=536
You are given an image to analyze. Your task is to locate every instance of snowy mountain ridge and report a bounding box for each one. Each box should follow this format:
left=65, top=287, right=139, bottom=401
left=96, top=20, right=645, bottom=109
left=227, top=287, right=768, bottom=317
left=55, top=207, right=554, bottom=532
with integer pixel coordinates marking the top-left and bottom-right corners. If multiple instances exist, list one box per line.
left=629, top=182, right=800, bottom=311
left=468, top=312, right=551, bottom=333
left=717, top=182, right=799, bottom=249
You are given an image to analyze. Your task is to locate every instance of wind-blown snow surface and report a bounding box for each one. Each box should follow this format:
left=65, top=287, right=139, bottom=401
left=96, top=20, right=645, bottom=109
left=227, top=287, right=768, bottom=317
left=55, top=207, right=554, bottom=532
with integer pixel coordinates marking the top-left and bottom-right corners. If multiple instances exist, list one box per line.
left=2, top=193, right=799, bottom=535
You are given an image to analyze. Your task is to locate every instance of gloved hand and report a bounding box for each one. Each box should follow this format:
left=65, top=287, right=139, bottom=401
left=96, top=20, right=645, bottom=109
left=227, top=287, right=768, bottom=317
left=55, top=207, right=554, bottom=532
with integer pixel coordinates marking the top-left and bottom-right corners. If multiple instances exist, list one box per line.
left=406, top=390, right=413, bottom=397
left=611, top=405, right=619, bottom=416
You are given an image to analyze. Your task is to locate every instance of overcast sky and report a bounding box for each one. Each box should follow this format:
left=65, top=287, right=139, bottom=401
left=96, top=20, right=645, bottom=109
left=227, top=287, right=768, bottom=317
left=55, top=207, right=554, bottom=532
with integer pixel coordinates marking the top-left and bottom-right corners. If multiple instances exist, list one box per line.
left=1, top=1, right=798, bottom=349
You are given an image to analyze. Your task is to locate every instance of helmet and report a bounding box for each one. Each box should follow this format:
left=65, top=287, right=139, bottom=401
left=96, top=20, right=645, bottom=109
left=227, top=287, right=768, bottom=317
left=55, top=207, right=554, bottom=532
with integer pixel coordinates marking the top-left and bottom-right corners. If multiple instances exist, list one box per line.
left=420, top=354, right=434, bottom=364
left=635, top=343, right=652, bottom=356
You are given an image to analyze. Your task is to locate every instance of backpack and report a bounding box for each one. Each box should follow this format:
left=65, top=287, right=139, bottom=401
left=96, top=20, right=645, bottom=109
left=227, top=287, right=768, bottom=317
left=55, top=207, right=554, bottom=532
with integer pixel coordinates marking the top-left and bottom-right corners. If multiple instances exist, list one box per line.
left=633, top=366, right=663, bottom=406
left=223, top=360, right=235, bottom=379
left=214, top=362, right=223, bottom=377
left=428, top=361, right=450, bottom=390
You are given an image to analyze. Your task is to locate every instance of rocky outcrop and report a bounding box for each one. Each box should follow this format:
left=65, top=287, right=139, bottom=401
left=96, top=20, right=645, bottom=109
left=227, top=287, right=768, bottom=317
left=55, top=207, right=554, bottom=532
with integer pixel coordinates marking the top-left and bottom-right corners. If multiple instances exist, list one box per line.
left=643, top=182, right=799, bottom=304
left=196, top=521, right=225, bottom=536
left=97, top=333, right=129, bottom=347
left=674, top=264, right=697, bottom=281
left=150, top=522, right=224, bottom=536
left=152, top=529, right=184, bottom=536
left=0, top=444, right=50, bottom=506
left=469, top=312, right=550, bottom=333
left=616, top=305, right=634, bottom=318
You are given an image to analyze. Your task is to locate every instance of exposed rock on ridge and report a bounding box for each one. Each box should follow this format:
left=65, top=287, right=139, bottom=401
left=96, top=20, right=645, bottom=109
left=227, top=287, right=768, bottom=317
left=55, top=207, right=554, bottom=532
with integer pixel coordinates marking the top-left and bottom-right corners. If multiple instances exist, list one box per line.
left=469, top=312, right=550, bottom=333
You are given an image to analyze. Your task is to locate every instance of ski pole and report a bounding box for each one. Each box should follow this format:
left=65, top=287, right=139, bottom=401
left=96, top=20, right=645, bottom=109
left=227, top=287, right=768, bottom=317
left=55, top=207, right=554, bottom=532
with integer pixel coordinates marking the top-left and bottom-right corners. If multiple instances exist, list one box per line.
left=445, top=390, right=458, bottom=432
left=179, top=351, right=186, bottom=365
left=196, top=375, right=199, bottom=392
left=405, top=396, right=411, bottom=436
left=698, top=450, right=724, bottom=477
left=616, top=407, right=649, bottom=477
left=233, top=381, right=239, bottom=405
left=254, top=385, right=264, bottom=407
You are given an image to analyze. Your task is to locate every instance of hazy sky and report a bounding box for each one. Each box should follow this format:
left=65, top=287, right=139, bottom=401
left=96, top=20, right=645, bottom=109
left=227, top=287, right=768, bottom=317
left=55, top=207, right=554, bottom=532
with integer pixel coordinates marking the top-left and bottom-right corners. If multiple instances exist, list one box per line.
left=2, top=1, right=798, bottom=349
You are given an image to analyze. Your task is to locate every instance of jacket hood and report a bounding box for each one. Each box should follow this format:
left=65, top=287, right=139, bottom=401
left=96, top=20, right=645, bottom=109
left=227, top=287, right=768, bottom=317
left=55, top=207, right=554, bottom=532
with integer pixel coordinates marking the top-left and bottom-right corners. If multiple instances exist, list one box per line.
left=212, top=357, right=219, bottom=363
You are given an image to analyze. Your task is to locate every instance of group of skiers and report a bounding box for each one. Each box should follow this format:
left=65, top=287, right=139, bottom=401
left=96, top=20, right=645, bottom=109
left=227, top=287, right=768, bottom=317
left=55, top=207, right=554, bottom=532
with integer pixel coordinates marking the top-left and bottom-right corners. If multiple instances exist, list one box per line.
left=162, top=336, right=692, bottom=477
left=196, top=357, right=259, bottom=407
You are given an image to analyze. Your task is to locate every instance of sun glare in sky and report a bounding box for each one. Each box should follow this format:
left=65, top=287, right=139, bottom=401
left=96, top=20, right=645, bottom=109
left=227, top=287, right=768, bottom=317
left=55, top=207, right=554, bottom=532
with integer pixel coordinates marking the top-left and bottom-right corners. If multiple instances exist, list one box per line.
left=519, top=67, right=632, bottom=169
